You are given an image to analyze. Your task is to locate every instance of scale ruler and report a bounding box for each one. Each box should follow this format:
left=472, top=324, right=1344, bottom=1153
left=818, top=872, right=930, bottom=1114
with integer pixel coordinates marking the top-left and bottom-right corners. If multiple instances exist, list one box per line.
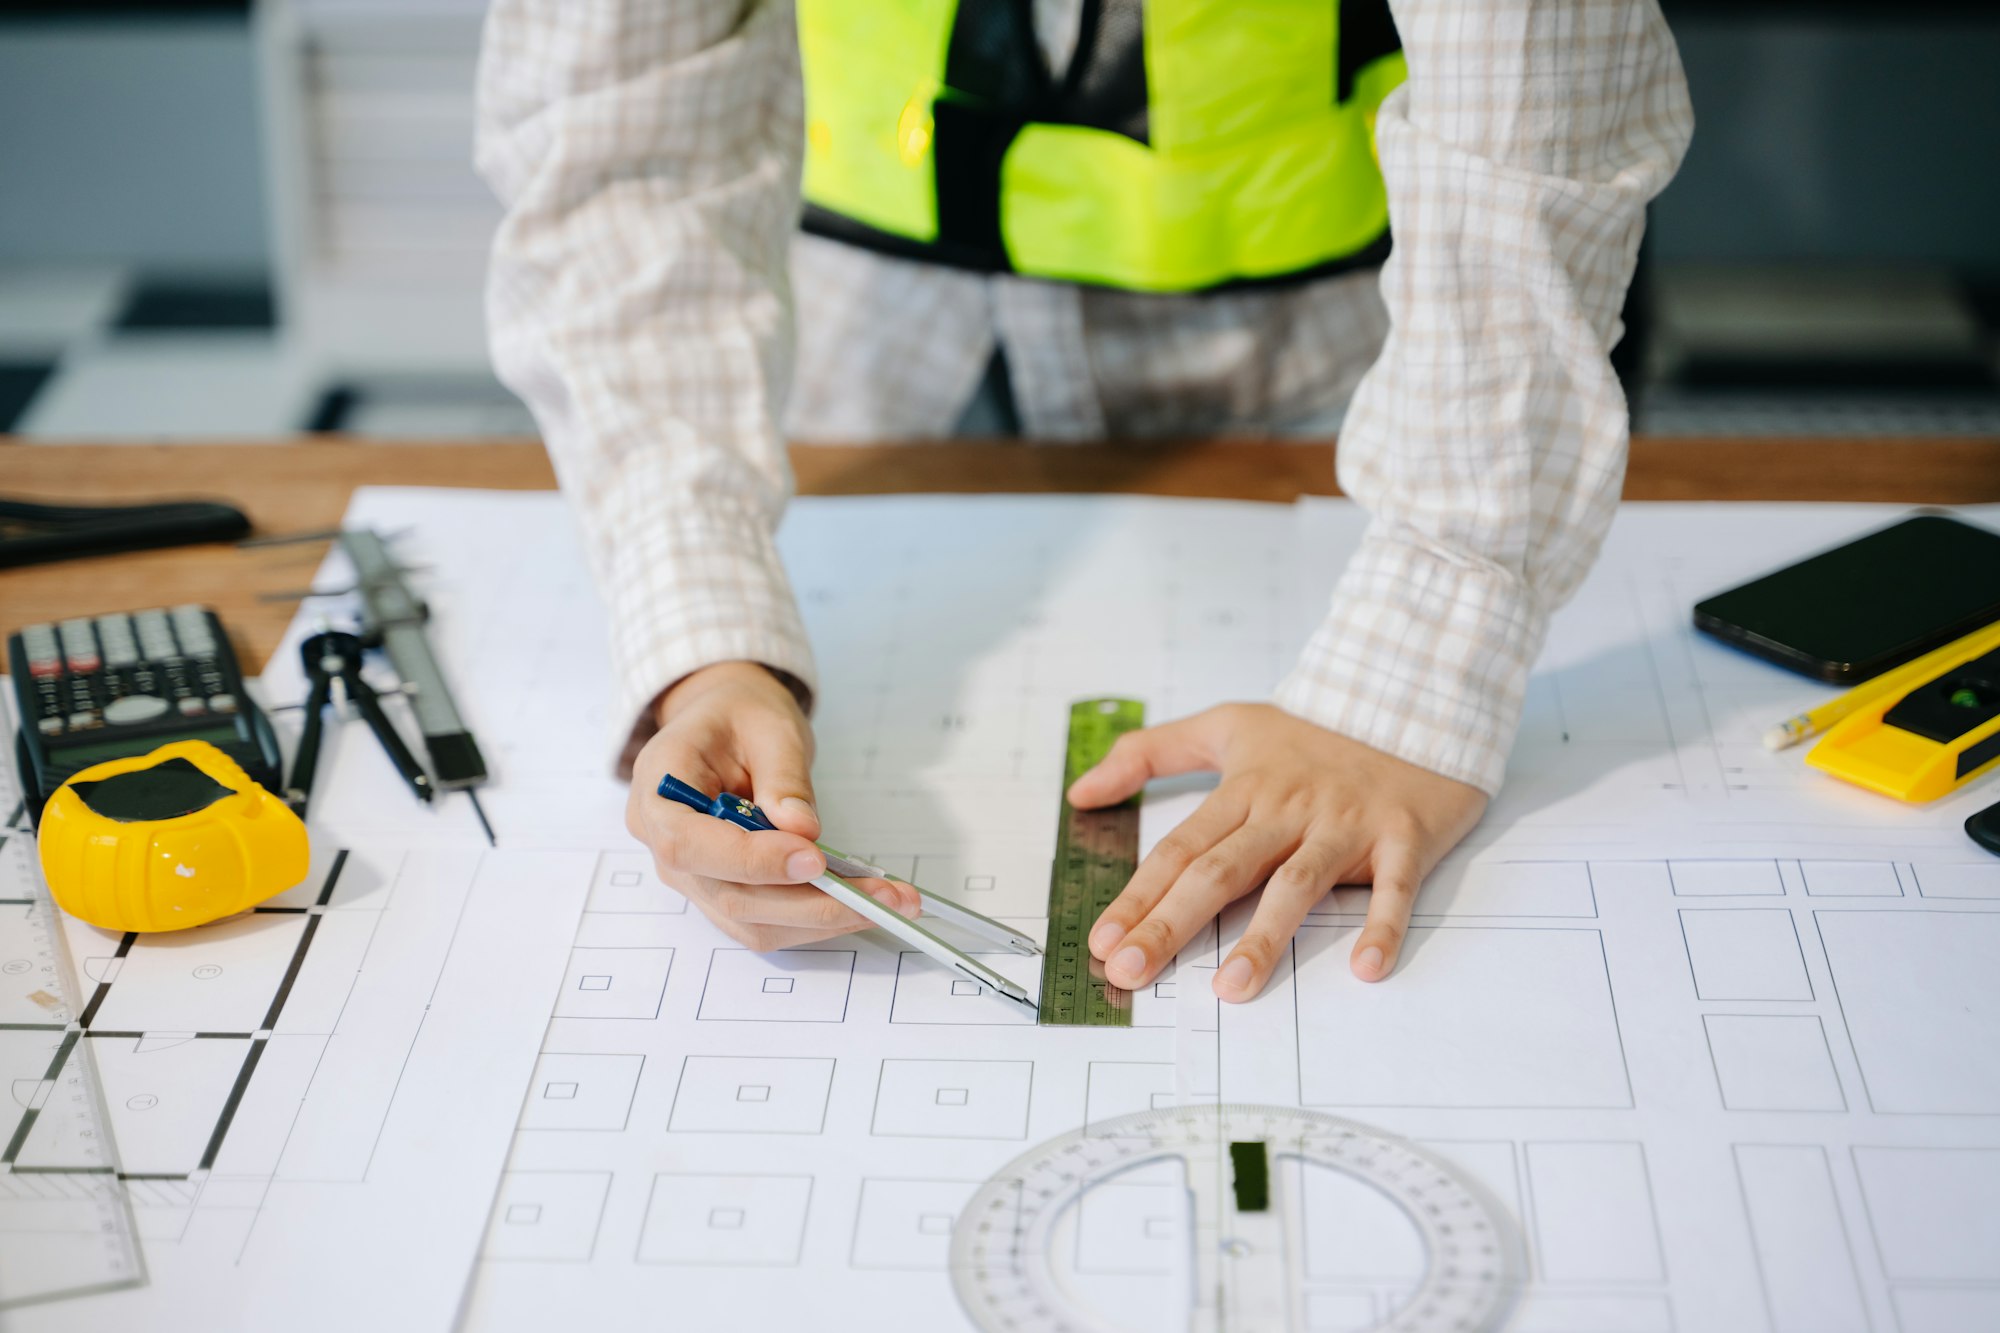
left=1039, top=699, right=1145, bottom=1026
left=0, top=786, right=144, bottom=1310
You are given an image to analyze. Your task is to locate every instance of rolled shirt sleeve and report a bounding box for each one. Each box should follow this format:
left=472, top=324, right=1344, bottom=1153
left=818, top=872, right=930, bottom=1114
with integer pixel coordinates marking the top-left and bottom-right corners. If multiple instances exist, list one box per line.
left=1278, top=0, right=1695, bottom=794
left=475, top=0, right=816, bottom=749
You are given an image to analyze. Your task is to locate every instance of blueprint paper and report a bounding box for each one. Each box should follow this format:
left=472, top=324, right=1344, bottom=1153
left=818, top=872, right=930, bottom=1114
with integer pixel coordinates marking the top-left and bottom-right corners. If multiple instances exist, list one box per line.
left=2, top=499, right=592, bottom=1331
left=1172, top=501, right=2000, bottom=1332
left=23, top=486, right=1998, bottom=1331
left=255, top=489, right=1307, bottom=888
left=3, top=836, right=591, bottom=1333
left=461, top=889, right=1183, bottom=1332
left=262, top=490, right=1296, bottom=1329
left=1178, top=864, right=2000, bottom=1333
left=257, top=488, right=1999, bottom=1333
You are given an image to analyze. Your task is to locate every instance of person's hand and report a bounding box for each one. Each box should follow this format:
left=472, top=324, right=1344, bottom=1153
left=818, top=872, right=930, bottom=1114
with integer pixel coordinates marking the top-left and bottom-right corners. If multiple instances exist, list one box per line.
left=1069, top=703, right=1486, bottom=1003
left=624, top=661, right=916, bottom=949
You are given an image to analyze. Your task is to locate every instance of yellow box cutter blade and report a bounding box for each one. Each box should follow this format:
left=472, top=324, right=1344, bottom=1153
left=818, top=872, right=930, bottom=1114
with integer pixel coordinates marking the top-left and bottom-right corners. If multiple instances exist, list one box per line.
left=1808, top=639, right=2000, bottom=803
left=37, top=739, right=310, bottom=932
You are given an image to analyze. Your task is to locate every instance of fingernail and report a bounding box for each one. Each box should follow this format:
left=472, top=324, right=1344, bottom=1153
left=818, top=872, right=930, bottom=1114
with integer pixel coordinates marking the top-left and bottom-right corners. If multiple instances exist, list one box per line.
left=1109, top=945, right=1147, bottom=984
left=779, top=796, right=816, bottom=820
left=900, top=888, right=922, bottom=918
left=1215, top=956, right=1254, bottom=993
left=785, top=850, right=823, bottom=881
left=1089, top=920, right=1126, bottom=957
left=1356, top=945, right=1385, bottom=979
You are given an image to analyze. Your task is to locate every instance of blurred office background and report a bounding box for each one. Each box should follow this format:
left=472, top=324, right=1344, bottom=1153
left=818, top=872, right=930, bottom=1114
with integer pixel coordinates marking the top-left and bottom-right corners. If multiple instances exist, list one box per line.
left=0, top=0, right=1996, bottom=440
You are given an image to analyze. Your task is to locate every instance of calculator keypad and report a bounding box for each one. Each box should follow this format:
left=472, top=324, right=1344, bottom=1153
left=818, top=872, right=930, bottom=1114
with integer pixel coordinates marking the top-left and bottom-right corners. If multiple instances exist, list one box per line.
left=16, top=606, right=240, bottom=739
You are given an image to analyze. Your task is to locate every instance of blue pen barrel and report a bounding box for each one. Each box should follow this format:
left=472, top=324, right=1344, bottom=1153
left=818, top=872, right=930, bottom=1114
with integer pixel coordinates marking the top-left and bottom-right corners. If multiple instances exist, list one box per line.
left=655, top=773, right=777, bottom=832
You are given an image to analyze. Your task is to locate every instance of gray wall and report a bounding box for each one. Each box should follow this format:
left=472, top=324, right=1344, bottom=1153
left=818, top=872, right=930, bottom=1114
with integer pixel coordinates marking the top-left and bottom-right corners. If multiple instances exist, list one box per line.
left=0, top=18, right=269, bottom=268
left=0, top=15, right=1996, bottom=275
left=1647, top=19, right=2000, bottom=270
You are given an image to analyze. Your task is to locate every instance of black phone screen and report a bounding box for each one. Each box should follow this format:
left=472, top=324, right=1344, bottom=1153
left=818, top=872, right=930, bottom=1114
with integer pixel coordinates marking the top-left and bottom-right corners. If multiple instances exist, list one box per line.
left=1692, top=515, right=2000, bottom=683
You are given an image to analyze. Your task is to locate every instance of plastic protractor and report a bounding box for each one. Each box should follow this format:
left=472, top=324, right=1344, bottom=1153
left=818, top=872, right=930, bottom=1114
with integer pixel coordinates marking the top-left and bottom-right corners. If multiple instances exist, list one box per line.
left=950, top=1103, right=1520, bottom=1333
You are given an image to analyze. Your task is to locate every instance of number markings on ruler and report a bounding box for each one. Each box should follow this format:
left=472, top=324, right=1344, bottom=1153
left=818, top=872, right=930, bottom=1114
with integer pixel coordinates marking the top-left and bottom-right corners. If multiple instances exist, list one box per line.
left=1039, top=698, right=1145, bottom=1027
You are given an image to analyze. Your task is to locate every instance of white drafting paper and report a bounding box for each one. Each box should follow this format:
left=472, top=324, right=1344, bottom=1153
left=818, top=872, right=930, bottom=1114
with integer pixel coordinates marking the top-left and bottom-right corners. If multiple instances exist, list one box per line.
left=270, top=488, right=1998, bottom=1333
left=30, top=485, right=1997, bottom=1332
left=1295, top=498, right=2000, bottom=853
left=6, top=837, right=591, bottom=1333
left=3, top=508, right=592, bottom=1330
left=255, top=489, right=1308, bottom=884
left=461, top=892, right=1182, bottom=1333
left=1169, top=500, right=2000, bottom=1333
left=1178, top=865, right=2000, bottom=1333
left=261, top=489, right=1297, bottom=1330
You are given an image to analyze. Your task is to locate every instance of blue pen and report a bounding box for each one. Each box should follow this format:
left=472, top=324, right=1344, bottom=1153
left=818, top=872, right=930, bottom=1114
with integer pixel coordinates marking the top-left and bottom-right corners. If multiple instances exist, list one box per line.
left=656, top=772, right=1039, bottom=1010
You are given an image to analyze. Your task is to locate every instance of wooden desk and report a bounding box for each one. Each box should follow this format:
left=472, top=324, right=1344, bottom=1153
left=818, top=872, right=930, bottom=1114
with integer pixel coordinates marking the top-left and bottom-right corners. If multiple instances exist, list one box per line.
left=3, top=437, right=1997, bottom=670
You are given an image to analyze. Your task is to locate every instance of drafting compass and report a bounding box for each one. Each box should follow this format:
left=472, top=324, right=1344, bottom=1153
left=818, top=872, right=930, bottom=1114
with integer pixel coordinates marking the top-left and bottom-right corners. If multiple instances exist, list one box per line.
left=252, top=527, right=495, bottom=843
left=285, top=628, right=440, bottom=819
left=951, top=1104, right=1520, bottom=1333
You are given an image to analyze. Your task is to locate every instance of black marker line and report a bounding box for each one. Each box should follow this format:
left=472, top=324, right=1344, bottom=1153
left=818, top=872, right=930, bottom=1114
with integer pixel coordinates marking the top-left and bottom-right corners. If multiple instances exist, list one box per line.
left=76, top=933, right=138, bottom=1030
left=198, top=1037, right=267, bottom=1171
left=316, top=849, right=348, bottom=907
left=260, top=915, right=321, bottom=1031
left=12, top=1163, right=116, bottom=1176
left=2, top=1108, right=38, bottom=1164
left=39, top=1028, right=80, bottom=1081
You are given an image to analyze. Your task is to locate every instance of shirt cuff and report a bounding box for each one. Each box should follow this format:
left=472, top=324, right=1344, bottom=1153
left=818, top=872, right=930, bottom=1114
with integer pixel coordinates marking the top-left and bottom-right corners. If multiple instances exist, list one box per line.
left=1275, top=533, right=1544, bottom=795
left=596, top=492, right=817, bottom=777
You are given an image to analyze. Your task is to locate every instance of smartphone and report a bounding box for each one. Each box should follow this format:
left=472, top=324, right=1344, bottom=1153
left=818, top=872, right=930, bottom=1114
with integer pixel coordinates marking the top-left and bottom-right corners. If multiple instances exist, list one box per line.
left=1693, top=514, right=2000, bottom=684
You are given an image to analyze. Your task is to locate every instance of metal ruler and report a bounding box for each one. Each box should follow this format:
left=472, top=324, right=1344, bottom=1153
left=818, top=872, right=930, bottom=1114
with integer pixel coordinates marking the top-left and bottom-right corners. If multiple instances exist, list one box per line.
left=1038, top=698, right=1145, bottom=1026
left=0, top=797, right=144, bottom=1310
left=950, top=1103, right=1521, bottom=1333
left=342, top=529, right=487, bottom=790
left=340, top=529, right=495, bottom=843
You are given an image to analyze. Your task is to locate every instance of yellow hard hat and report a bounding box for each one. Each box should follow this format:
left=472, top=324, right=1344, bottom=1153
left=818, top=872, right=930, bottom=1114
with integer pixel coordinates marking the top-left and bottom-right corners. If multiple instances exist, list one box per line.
left=37, top=740, right=310, bottom=933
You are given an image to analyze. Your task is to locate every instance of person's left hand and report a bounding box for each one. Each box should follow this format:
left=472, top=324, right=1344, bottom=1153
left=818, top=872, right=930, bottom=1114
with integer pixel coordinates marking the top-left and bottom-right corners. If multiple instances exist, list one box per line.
left=1068, top=703, right=1487, bottom=1003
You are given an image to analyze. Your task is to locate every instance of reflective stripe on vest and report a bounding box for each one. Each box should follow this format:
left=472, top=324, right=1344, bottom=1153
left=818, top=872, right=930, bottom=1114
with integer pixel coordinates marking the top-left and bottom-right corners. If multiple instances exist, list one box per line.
left=798, top=0, right=1406, bottom=293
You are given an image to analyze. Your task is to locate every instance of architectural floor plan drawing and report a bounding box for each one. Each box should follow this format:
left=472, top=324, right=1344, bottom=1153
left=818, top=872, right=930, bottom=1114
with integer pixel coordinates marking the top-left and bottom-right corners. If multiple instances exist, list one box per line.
left=264, top=488, right=1998, bottom=1333
left=461, top=861, right=1183, bottom=1332
left=1178, top=851, right=2000, bottom=1333
left=308, top=489, right=1292, bottom=1329
left=3, top=785, right=591, bottom=1330
left=13, top=487, right=2000, bottom=1331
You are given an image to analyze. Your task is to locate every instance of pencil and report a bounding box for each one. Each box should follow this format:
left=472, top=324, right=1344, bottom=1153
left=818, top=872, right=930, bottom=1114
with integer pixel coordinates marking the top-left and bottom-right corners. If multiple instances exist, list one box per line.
left=1763, top=618, right=2000, bottom=751
left=654, top=772, right=1040, bottom=1012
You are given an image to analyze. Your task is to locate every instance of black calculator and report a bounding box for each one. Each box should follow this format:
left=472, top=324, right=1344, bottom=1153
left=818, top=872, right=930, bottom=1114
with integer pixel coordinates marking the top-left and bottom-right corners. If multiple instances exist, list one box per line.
left=10, top=605, right=283, bottom=822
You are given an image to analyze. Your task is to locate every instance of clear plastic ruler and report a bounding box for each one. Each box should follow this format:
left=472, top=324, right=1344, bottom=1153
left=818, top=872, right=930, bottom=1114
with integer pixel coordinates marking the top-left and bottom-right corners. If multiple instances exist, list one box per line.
left=951, top=1104, right=1521, bottom=1333
left=0, top=770, right=145, bottom=1311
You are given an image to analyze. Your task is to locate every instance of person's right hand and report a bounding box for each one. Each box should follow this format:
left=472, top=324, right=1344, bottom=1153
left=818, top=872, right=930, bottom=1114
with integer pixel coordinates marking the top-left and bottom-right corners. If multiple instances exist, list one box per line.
left=625, top=660, right=917, bottom=949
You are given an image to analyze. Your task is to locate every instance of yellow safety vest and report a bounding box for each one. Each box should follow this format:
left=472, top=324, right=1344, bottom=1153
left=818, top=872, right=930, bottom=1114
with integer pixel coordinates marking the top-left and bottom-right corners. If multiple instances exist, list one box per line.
left=799, top=0, right=1407, bottom=294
